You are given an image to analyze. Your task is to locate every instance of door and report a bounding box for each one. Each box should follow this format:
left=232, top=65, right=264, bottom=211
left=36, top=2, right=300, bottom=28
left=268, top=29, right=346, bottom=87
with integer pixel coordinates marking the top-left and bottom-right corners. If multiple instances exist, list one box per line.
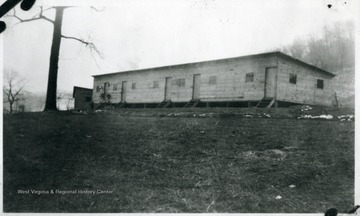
left=121, top=81, right=127, bottom=102
left=264, top=67, right=277, bottom=98
left=103, top=82, right=109, bottom=101
left=103, top=83, right=108, bottom=94
left=164, top=77, right=172, bottom=101
left=192, top=74, right=201, bottom=99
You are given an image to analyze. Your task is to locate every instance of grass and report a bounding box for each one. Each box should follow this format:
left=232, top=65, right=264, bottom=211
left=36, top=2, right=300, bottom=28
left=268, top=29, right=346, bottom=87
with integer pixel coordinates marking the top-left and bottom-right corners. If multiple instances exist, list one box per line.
left=3, top=107, right=355, bottom=213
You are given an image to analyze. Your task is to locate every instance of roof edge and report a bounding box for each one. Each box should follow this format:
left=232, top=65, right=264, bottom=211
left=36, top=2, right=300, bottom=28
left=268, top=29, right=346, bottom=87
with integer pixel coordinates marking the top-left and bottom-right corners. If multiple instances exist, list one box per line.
left=92, top=51, right=335, bottom=78
left=73, top=86, right=93, bottom=98
left=276, top=52, right=336, bottom=77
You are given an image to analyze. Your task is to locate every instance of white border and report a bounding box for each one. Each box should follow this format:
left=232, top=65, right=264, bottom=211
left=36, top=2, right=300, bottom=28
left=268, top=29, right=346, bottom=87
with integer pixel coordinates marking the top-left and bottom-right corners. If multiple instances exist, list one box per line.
left=0, top=0, right=358, bottom=215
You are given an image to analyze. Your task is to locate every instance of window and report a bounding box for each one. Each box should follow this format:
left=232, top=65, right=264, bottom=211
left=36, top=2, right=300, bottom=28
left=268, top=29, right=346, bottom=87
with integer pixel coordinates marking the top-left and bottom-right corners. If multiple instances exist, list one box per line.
left=245, top=73, right=254, bottom=82
left=172, top=79, right=185, bottom=87
left=171, top=79, right=185, bottom=87
left=153, top=81, right=159, bottom=88
left=85, top=96, right=92, bottom=102
left=317, top=79, right=324, bottom=89
left=132, top=83, right=136, bottom=90
left=289, top=73, right=297, bottom=84
left=209, top=76, right=217, bottom=85
left=96, top=86, right=100, bottom=92
left=179, top=78, right=185, bottom=87
left=113, top=84, right=118, bottom=91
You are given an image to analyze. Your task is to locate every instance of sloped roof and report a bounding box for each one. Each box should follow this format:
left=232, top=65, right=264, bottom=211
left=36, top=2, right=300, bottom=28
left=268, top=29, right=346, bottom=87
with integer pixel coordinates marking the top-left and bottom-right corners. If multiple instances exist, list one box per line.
left=73, top=86, right=92, bottom=98
left=92, top=51, right=336, bottom=78
left=276, top=52, right=335, bottom=77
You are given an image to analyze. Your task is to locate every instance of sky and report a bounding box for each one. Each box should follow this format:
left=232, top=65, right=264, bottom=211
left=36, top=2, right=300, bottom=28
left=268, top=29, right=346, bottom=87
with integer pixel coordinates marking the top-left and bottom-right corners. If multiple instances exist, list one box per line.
left=2, top=0, right=357, bottom=95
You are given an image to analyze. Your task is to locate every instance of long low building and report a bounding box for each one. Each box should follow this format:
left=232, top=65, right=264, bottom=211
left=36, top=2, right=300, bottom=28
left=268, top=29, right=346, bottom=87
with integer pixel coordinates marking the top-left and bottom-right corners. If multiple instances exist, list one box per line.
left=92, top=51, right=336, bottom=108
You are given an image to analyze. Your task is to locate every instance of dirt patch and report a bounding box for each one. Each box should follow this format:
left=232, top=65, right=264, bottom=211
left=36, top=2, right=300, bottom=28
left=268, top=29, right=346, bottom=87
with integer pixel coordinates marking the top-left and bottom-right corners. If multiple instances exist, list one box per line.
left=239, top=149, right=287, bottom=161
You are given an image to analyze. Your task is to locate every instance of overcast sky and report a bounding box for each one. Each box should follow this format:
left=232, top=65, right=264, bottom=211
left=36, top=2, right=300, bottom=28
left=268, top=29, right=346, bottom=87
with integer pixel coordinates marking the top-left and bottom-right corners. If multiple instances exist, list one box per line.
left=2, top=0, right=356, bottom=94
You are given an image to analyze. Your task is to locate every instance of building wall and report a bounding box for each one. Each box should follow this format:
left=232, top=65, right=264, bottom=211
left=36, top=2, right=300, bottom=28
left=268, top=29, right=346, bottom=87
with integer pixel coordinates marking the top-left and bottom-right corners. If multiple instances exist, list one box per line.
left=93, top=55, right=278, bottom=103
left=74, top=88, right=93, bottom=110
left=93, top=54, right=335, bottom=106
left=276, top=56, right=335, bottom=106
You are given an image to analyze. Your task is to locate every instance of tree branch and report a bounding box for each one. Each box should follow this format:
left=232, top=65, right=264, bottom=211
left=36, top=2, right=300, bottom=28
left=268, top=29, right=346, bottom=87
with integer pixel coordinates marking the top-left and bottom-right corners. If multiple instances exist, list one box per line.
left=61, top=35, right=88, bottom=44
left=5, top=7, right=54, bottom=25
left=13, top=85, right=25, bottom=98
left=90, top=6, right=105, bottom=12
left=61, top=34, right=104, bottom=59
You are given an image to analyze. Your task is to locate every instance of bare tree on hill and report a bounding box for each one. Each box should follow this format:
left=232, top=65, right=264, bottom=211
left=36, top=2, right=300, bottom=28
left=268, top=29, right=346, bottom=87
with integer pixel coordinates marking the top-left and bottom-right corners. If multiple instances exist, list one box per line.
left=6, top=6, right=102, bottom=111
left=3, top=70, right=26, bottom=114
left=282, top=38, right=307, bottom=60
left=281, top=21, right=354, bottom=73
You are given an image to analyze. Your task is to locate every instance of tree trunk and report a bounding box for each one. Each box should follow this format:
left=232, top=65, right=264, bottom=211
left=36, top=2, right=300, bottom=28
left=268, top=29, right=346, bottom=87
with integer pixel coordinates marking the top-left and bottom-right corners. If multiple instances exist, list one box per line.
left=43, top=7, right=65, bottom=111
left=9, top=102, right=13, bottom=114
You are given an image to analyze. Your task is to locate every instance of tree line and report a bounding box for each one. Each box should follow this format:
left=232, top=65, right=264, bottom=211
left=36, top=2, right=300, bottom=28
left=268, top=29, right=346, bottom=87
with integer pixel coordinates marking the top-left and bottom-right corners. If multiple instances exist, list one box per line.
left=280, top=21, right=354, bottom=74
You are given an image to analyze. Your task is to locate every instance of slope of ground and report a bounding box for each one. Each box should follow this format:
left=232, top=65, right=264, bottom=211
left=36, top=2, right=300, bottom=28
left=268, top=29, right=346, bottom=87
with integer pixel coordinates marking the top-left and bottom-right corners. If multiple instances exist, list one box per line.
left=3, top=107, right=354, bottom=213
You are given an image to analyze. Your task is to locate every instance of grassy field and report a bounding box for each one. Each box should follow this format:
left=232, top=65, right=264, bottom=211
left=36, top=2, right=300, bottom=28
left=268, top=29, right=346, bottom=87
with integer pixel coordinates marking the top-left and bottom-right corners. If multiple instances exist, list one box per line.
left=3, top=107, right=354, bottom=213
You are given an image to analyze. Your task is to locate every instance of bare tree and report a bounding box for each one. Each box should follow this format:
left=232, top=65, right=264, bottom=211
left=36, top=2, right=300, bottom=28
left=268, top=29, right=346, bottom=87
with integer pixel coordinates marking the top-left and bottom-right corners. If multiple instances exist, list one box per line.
left=17, top=104, right=25, bottom=112
left=282, top=21, right=355, bottom=73
left=3, top=70, right=26, bottom=113
left=282, top=39, right=307, bottom=60
left=57, top=90, right=74, bottom=110
left=6, top=6, right=102, bottom=111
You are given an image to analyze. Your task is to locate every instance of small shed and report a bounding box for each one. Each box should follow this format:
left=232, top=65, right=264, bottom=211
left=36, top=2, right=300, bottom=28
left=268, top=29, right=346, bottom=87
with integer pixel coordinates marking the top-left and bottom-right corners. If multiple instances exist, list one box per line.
left=73, top=86, right=93, bottom=110
left=92, top=52, right=336, bottom=108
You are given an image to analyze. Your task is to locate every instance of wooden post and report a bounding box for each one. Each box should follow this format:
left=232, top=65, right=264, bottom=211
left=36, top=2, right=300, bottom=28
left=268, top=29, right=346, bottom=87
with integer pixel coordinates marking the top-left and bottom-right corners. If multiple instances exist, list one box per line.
left=334, top=92, right=339, bottom=107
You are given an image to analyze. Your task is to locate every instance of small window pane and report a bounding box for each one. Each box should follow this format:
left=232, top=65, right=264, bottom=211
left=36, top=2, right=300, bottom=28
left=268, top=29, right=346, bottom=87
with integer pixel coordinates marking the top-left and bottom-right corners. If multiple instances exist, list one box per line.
left=317, top=79, right=324, bottom=89
left=289, top=73, right=297, bottom=84
left=96, top=86, right=100, bottom=92
left=179, top=79, right=185, bottom=87
left=171, top=79, right=186, bottom=87
left=209, top=76, right=216, bottom=85
left=245, top=73, right=254, bottom=82
left=113, top=84, right=118, bottom=91
left=85, top=96, right=92, bottom=102
left=132, top=83, right=136, bottom=90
